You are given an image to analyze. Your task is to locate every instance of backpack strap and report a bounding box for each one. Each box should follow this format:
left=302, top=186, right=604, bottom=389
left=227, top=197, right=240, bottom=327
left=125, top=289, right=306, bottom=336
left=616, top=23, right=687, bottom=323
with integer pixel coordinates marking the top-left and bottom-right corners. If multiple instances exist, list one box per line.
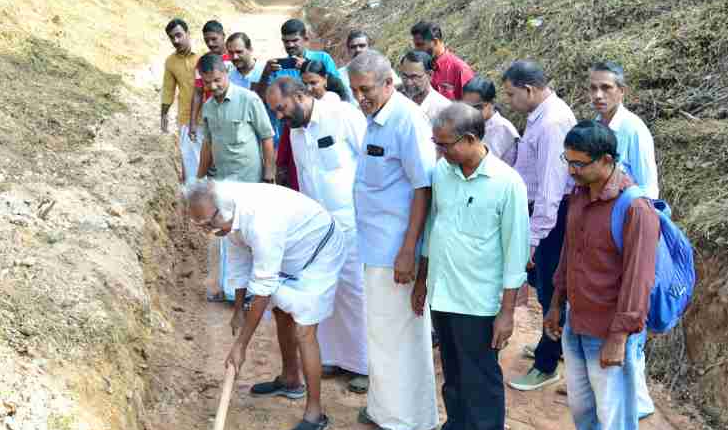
left=610, top=185, right=646, bottom=253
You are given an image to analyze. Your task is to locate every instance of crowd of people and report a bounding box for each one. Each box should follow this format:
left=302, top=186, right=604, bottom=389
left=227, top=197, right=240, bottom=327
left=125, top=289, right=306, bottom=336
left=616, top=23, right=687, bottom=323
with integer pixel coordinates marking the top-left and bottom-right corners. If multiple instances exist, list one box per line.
left=161, top=15, right=662, bottom=430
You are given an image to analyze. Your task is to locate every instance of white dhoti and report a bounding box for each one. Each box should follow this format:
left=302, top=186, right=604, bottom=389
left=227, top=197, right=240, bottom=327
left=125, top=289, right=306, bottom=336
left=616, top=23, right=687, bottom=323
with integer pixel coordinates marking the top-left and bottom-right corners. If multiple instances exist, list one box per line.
left=365, top=266, right=438, bottom=430
left=225, top=222, right=347, bottom=326
left=178, top=124, right=203, bottom=183
left=317, top=229, right=368, bottom=375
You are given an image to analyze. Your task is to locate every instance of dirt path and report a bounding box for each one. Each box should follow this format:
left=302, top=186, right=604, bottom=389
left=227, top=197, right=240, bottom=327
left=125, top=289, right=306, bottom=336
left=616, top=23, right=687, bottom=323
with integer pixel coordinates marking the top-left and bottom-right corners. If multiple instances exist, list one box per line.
left=140, top=3, right=698, bottom=430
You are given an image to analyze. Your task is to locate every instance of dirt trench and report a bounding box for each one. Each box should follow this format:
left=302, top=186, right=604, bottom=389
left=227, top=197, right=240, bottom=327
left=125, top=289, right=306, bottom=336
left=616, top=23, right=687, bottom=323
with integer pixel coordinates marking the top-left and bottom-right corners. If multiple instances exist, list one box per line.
left=139, top=4, right=703, bottom=430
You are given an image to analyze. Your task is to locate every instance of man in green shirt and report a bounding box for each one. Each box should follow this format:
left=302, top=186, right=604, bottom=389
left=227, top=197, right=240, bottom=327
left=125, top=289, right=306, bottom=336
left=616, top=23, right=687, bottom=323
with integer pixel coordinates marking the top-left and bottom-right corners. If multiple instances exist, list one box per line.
left=196, top=53, right=275, bottom=183
left=414, top=102, right=530, bottom=430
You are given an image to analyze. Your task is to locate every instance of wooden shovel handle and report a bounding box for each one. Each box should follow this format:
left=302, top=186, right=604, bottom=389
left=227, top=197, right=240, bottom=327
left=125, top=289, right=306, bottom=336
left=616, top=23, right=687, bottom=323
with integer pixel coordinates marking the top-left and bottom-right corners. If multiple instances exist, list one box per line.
left=213, top=364, right=237, bottom=430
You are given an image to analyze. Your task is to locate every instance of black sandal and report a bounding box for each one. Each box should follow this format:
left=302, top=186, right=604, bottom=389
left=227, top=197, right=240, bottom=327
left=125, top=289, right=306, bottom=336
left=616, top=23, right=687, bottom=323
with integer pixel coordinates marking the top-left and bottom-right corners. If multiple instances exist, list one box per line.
left=291, top=415, right=329, bottom=430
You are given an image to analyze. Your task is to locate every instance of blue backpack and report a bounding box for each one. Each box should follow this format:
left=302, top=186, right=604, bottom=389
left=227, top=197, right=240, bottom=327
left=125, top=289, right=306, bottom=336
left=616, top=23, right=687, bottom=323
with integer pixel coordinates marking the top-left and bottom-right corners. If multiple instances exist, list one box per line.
left=610, top=186, right=696, bottom=333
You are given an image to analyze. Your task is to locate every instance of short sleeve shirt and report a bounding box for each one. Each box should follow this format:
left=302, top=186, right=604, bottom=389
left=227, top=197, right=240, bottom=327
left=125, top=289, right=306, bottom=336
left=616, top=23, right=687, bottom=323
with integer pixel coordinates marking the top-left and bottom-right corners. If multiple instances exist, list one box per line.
left=354, top=91, right=437, bottom=267
left=201, top=84, right=275, bottom=182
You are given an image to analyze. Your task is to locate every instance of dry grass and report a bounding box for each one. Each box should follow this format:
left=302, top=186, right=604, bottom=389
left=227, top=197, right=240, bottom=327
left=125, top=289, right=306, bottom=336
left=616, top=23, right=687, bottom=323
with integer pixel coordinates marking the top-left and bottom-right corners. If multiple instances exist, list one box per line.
left=0, top=0, right=256, bottom=154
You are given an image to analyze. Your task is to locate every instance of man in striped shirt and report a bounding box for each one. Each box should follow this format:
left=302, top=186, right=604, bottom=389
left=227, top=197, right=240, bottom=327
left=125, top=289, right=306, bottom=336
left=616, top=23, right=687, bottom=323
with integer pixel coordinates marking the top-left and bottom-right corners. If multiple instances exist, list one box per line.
left=502, top=60, right=577, bottom=392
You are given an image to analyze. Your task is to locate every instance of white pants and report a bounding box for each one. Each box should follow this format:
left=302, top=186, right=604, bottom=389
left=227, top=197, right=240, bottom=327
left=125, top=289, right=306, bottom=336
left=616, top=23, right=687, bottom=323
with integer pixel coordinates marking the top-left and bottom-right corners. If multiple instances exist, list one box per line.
left=365, top=266, right=438, bottom=430
left=317, top=230, right=367, bottom=375
left=178, top=124, right=203, bottom=183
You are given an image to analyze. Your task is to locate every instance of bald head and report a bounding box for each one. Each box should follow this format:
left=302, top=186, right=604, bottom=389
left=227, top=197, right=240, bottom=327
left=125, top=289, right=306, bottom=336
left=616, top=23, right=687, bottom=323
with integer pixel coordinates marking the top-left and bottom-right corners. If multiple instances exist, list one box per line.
left=265, top=77, right=312, bottom=129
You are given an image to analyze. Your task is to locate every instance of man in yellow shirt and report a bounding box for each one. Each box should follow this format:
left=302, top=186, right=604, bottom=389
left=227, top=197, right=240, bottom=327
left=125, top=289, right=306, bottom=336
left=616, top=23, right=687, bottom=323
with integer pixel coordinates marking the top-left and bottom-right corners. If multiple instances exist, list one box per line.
left=161, top=18, right=201, bottom=182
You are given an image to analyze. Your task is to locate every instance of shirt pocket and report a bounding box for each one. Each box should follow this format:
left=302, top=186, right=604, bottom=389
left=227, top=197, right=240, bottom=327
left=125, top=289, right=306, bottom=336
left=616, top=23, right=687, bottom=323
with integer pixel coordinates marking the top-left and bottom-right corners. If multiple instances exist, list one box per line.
left=230, top=119, right=256, bottom=146
left=458, top=199, right=500, bottom=239
left=362, top=145, right=388, bottom=186
left=317, top=136, right=342, bottom=171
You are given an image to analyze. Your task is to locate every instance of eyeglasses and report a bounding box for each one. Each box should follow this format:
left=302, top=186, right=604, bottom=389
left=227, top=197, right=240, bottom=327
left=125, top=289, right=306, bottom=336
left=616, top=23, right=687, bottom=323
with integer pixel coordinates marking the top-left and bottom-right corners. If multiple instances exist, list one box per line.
left=191, top=208, right=220, bottom=230
left=560, top=153, right=598, bottom=169
left=400, top=72, right=427, bottom=82
left=432, top=135, right=464, bottom=153
left=466, top=102, right=485, bottom=110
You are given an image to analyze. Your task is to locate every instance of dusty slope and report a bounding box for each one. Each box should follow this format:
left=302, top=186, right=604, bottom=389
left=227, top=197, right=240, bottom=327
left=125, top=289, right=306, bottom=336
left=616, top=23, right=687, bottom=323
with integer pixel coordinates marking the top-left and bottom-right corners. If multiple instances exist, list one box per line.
left=0, top=0, right=253, bottom=428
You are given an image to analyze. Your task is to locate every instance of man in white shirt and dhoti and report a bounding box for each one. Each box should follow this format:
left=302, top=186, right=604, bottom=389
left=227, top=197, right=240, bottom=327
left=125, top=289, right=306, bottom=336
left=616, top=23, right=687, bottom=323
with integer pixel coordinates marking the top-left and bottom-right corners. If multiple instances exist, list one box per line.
left=265, top=76, right=370, bottom=394
left=348, top=50, right=439, bottom=430
left=185, top=179, right=345, bottom=430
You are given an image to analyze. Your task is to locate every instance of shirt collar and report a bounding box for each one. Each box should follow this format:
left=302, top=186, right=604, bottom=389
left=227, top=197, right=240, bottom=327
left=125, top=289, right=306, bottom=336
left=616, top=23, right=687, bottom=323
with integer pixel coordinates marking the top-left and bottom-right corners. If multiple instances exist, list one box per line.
left=432, top=49, right=451, bottom=71
left=594, top=103, right=627, bottom=130
left=485, top=110, right=502, bottom=127
left=371, top=91, right=400, bottom=126
left=527, top=91, right=556, bottom=125
left=175, top=49, right=196, bottom=58
left=308, top=99, right=323, bottom=127
left=447, top=149, right=495, bottom=180
left=575, top=166, right=631, bottom=202
left=606, top=104, right=627, bottom=130
left=420, top=88, right=436, bottom=107
left=212, top=84, right=236, bottom=105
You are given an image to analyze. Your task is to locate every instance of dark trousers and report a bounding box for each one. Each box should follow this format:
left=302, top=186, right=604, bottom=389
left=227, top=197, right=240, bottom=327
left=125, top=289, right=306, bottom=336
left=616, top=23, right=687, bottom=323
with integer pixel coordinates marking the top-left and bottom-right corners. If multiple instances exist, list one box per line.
left=432, top=311, right=504, bottom=430
left=532, top=198, right=569, bottom=374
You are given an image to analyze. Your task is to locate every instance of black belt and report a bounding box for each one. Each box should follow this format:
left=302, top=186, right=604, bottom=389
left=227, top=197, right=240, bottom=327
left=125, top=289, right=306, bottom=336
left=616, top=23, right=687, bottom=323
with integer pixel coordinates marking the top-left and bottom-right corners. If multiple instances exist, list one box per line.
left=302, top=220, right=336, bottom=270
left=279, top=220, right=336, bottom=280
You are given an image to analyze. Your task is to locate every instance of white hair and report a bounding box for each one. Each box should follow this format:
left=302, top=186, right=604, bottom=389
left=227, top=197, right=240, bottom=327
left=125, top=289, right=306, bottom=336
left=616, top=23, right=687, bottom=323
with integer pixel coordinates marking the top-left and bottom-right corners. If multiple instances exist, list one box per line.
left=181, top=178, right=236, bottom=221
left=347, top=49, right=392, bottom=84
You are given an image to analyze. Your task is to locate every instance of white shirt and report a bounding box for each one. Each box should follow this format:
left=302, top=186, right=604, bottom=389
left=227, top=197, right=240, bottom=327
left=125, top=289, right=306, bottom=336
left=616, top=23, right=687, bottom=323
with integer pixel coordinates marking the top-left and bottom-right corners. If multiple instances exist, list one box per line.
left=290, top=100, right=366, bottom=232
left=321, top=91, right=341, bottom=103
left=484, top=111, right=520, bottom=167
left=354, top=91, right=437, bottom=267
left=221, top=182, right=334, bottom=297
left=419, top=88, right=451, bottom=124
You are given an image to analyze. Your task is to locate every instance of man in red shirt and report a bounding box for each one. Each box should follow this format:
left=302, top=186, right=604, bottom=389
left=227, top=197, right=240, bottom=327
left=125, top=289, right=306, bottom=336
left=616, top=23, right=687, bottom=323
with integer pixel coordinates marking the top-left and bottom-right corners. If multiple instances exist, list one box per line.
left=410, top=21, right=475, bottom=101
left=188, top=20, right=233, bottom=142
left=545, top=120, right=659, bottom=430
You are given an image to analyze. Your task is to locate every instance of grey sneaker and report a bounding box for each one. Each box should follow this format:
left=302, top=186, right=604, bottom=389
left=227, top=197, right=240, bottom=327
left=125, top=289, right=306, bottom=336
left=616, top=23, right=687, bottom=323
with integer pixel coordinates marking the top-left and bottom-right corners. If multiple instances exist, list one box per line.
left=250, top=376, right=305, bottom=399
left=508, top=368, right=560, bottom=391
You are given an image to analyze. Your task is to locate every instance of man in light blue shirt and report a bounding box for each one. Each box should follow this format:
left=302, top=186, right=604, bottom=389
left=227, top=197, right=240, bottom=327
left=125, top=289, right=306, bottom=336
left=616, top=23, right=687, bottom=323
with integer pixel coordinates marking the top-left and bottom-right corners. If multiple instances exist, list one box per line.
left=591, top=61, right=659, bottom=199
left=349, top=50, right=438, bottom=430
left=226, top=32, right=265, bottom=89
left=589, top=60, right=658, bottom=420
left=416, top=103, right=529, bottom=430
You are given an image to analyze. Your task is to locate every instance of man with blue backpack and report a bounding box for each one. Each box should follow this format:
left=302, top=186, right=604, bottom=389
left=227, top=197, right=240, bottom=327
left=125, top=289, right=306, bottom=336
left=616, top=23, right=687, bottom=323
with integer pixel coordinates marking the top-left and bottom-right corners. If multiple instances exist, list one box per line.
left=589, top=61, right=664, bottom=420
left=544, top=120, right=694, bottom=430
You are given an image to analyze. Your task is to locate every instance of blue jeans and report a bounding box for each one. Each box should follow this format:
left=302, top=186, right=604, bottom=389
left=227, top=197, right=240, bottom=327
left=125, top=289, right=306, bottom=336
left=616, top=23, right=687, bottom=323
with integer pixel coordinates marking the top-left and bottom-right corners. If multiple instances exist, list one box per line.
left=562, top=315, right=641, bottom=430
left=635, top=331, right=655, bottom=418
